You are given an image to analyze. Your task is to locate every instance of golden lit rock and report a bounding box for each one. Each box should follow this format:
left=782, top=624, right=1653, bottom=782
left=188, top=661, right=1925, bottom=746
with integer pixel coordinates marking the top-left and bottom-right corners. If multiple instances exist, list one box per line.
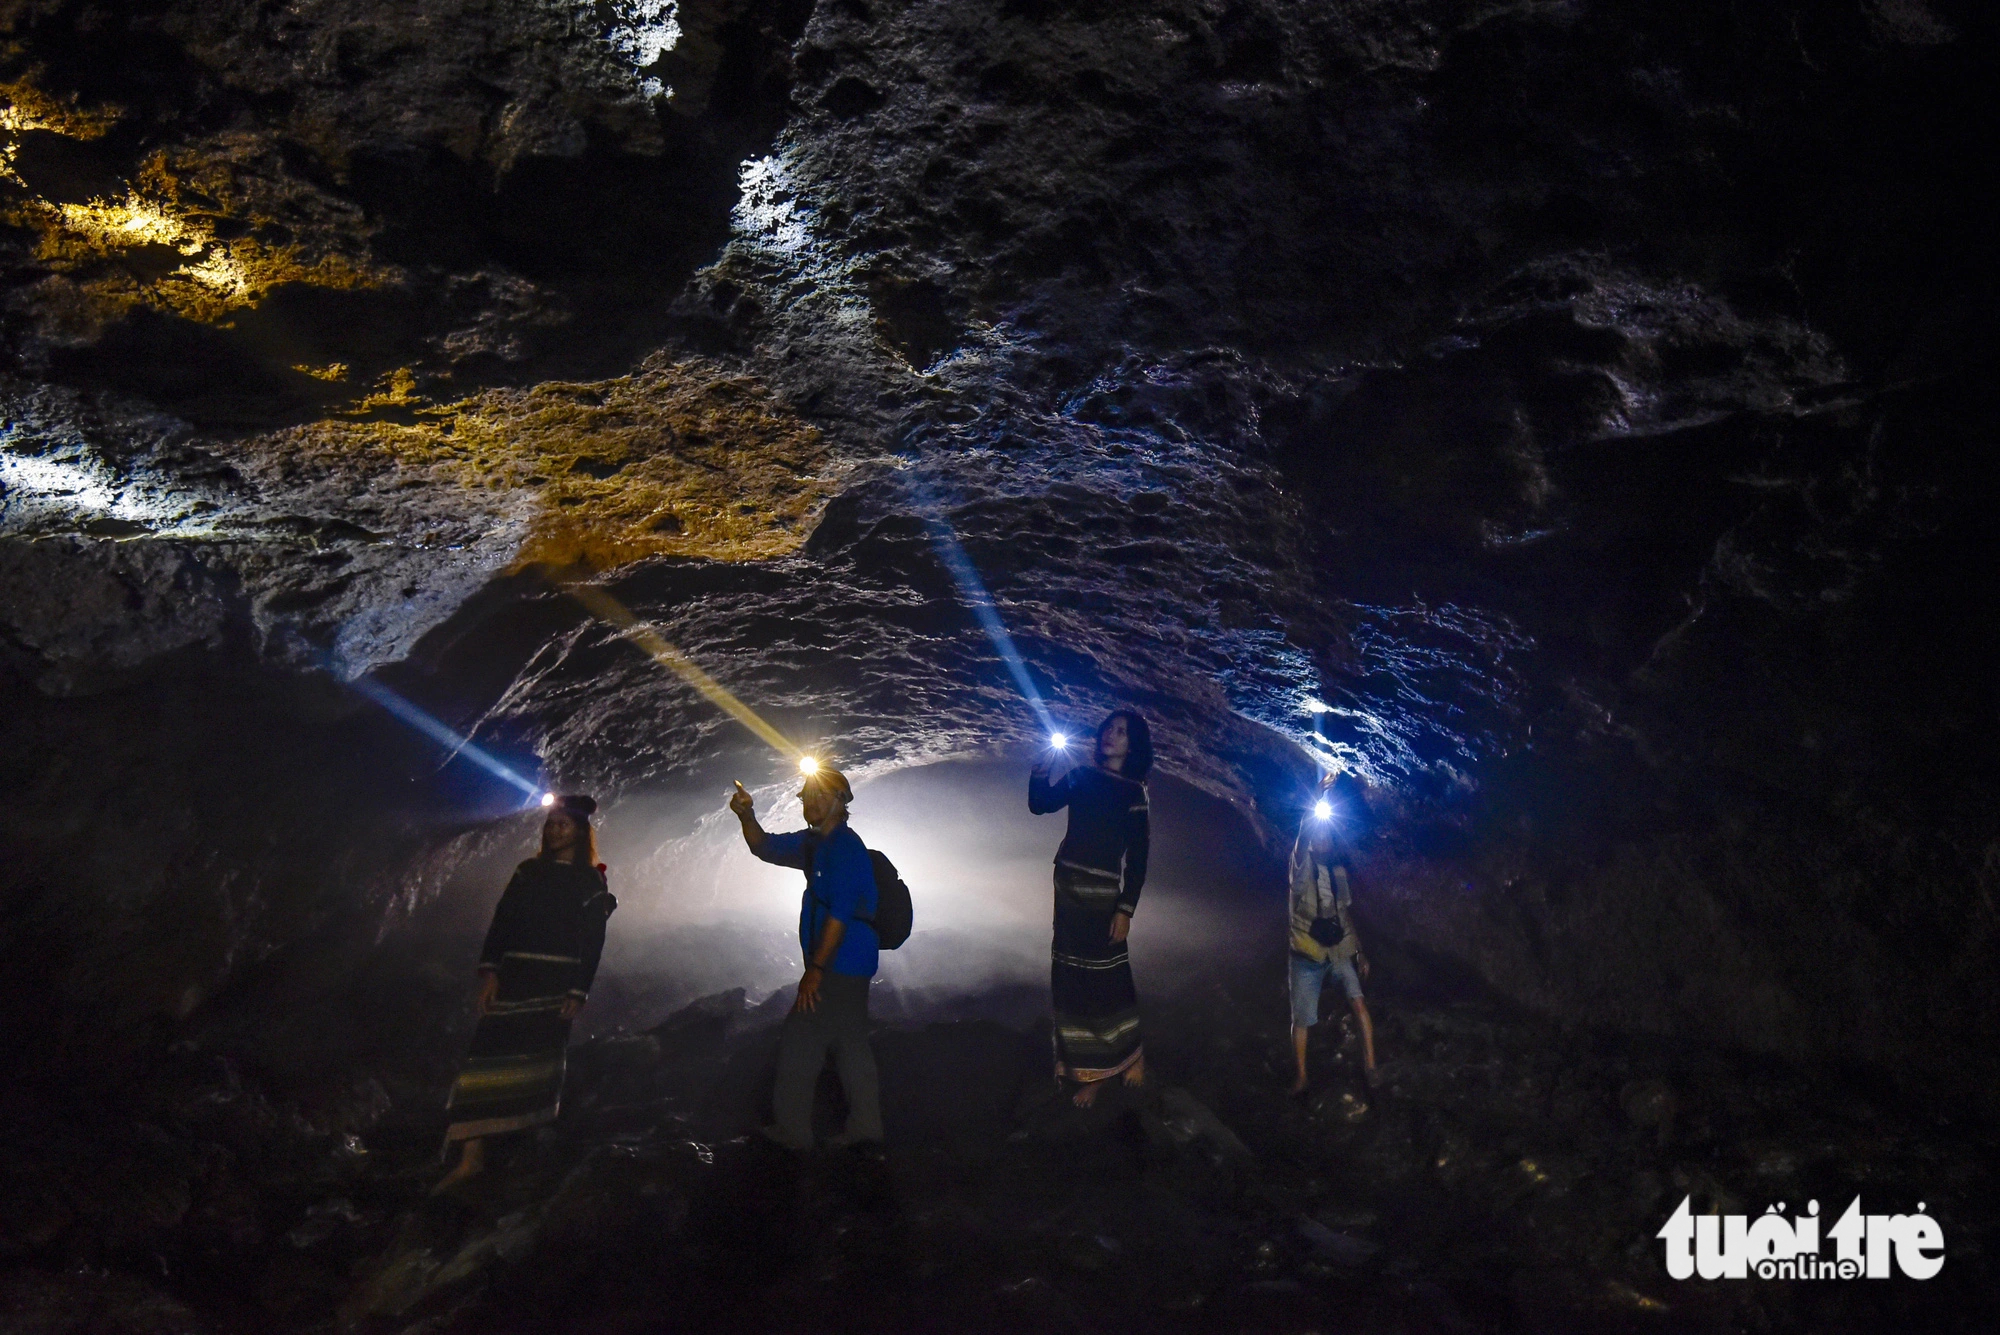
left=292, top=362, right=351, bottom=383
left=5, top=132, right=394, bottom=326
left=246, top=355, right=836, bottom=574
left=0, top=77, right=119, bottom=183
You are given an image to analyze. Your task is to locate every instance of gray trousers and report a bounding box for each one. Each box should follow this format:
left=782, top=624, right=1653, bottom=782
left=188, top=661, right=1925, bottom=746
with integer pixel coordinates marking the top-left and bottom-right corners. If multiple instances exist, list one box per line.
left=772, top=970, right=882, bottom=1148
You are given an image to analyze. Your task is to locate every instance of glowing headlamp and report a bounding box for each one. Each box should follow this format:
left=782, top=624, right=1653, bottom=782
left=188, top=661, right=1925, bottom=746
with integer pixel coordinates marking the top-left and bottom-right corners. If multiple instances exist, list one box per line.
left=1313, top=798, right=1333, bottom=821
left=540, top=792, right=557, bottom=807
left=1050, top=732, right=1068, bottom=749
left=798, top=756, right=820, bottom=776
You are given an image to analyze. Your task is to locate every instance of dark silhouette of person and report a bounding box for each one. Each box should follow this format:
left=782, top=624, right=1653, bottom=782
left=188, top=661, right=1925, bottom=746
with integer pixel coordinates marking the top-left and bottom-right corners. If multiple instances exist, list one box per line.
left=439, top=795, right=615, bottom=1190
left=1289, top=775, right=1377, bottom=1093
left=1030, top=710, right=1152, bottom=1108
left=730, top=766, right=884, bottom=1149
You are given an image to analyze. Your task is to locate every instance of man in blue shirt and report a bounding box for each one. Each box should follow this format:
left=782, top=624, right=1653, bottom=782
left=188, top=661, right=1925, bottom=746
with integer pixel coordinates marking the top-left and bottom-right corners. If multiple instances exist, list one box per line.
left=729, top=766, right=883, bottom=1150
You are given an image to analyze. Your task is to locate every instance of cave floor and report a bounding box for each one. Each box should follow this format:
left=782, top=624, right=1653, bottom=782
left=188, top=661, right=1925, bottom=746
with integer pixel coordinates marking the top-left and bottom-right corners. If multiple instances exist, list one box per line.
left=5, top=961, right=1992, bottom=1334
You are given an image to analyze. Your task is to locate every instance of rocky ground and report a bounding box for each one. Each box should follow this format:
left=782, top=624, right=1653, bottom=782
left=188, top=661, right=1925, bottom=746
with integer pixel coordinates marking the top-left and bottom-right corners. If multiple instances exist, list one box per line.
left=3, top=955, right=1992, bottom=1333
left=3, top=0, right=1998, bottom=1327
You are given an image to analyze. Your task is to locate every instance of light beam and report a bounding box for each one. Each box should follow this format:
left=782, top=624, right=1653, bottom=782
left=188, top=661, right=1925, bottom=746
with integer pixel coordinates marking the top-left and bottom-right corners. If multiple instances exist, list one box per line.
left=566, top=583, right=808, bottom=765
left=907, top=476, right=1057, bottom=737
left=345, top=674, right=544, bottom=801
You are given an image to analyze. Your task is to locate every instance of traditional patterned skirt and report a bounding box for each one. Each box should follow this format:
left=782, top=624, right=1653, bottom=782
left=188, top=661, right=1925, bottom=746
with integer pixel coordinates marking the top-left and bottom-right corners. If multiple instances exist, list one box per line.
left=1050, top=864, right=1143, bottom=1083
left=444, top=955, right=577, bottom=1142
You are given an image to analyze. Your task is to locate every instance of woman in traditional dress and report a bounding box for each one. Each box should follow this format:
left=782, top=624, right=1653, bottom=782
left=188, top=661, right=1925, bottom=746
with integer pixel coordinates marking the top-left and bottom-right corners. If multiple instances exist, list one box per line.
left=437, top=795, right=616, bottom=1190
left=1029, top=710, right=1153, bottom=1107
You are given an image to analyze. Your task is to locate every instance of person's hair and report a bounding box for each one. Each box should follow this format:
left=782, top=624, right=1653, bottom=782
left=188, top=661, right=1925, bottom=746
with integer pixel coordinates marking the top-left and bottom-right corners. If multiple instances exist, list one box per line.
left=1096, top=709, right=1154, bottom=781
left=541, top=807, right=600, bottom=867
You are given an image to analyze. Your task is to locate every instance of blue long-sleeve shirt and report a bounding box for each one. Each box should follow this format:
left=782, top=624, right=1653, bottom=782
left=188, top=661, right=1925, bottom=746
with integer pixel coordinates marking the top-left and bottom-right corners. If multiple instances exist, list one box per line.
left=1029, top=763, right=1150, bottom=915
left=755, top=823, right=880, bottom=977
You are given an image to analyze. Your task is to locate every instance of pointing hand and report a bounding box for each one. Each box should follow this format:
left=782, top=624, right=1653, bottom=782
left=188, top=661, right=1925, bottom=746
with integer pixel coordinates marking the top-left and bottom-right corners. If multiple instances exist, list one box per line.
left=729, top=781, right=755, bottom=818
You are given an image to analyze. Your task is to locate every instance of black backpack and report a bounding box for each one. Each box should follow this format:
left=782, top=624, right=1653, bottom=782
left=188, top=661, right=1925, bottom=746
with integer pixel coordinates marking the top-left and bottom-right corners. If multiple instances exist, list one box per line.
left=802, top=834, right=914, bottom=950
left=864, top=849, right=913, bottom=950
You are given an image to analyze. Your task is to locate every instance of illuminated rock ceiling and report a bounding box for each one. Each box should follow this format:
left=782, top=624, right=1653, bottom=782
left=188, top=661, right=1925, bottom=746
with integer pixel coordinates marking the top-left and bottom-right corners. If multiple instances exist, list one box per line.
left=1, top=0, right=1996, bottom=1104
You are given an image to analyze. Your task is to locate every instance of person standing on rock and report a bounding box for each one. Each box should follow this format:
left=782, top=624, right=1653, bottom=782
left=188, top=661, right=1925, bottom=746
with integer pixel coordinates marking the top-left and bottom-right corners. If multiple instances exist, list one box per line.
left=730, top=765, right=885, bottom=1151
left=438, top=795, right=617, bottom=1191
left=1289, top=779, right=1377, bottom=1094
left=1030, top=709, right=1152, bottom=1108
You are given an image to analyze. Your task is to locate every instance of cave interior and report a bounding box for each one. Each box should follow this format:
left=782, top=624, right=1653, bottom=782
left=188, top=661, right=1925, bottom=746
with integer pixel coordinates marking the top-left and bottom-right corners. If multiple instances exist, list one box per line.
left=0, top=0, right=1996, bottom=1330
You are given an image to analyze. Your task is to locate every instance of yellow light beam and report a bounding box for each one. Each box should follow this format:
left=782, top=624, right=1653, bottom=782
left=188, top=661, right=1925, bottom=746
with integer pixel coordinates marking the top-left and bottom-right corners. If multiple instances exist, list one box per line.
left=566, top=583, right=805, bottom=763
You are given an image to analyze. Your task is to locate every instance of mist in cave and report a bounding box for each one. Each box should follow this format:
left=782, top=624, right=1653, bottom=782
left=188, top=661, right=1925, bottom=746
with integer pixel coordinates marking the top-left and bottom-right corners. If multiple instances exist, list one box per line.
left=3, top=0, right=1997, bottom=1330
left=435, top=759, right=1278, bottom=1032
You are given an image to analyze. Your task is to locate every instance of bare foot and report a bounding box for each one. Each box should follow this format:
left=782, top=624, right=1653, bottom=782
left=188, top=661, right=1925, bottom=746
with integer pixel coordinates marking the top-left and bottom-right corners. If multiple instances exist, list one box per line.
left=1072, top=1080, right=1101, bottom=1108
left=1122, top=1055, right=1146, bottom=1088
left=432, top=1140, right=484, bottom=1194
left=433, top=1162, right=480, bottom=1194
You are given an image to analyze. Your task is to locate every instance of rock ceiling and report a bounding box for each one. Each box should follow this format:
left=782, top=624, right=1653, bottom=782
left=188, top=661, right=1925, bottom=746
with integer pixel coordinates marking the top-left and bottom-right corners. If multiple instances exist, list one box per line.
left=1, top=0, right=1995, bottom=1092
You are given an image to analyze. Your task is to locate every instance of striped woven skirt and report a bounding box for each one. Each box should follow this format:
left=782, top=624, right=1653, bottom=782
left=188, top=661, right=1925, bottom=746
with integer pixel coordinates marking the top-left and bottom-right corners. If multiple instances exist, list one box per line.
left=1050, top=865, right=1143, bottom=1083
left=444, top=956, right=577, bottom=1142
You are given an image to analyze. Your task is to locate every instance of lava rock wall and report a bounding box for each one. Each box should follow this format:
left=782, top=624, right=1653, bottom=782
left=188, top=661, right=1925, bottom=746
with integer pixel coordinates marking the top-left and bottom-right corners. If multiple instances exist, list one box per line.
left=2, top=0, right=1996, bottom=1113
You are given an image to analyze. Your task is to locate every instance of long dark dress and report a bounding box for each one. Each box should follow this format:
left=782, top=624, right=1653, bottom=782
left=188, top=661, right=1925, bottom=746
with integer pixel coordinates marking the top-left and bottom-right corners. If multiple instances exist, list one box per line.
left=1029, top=762, right=1150, bottom=1082
left=445, top=857, right=616, bottom=1142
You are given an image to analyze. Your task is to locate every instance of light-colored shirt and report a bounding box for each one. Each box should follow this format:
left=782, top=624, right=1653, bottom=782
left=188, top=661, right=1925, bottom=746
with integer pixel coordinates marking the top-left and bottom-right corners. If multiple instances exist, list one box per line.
left=1288, top=839, right=1357, bottom=964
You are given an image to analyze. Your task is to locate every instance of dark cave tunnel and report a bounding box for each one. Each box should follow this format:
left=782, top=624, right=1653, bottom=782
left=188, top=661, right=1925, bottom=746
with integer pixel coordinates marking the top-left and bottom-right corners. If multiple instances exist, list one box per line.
left=2, top=0, right=1998, bottom=1330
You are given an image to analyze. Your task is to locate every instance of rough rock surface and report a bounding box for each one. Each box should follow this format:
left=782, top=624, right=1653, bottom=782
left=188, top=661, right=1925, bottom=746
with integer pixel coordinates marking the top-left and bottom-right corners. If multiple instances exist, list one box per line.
left=1, top=0, right=1996, bottom=1327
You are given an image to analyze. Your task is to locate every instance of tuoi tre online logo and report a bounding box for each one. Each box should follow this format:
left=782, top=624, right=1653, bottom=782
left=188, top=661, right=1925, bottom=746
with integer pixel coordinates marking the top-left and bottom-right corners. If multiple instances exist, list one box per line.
left=1658, top=1196, right=1944, bottom=1280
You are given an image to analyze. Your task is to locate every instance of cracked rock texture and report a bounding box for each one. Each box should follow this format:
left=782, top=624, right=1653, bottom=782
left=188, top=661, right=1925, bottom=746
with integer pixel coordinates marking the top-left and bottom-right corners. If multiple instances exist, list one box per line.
left=0, top=0, right=1996, bottom=1327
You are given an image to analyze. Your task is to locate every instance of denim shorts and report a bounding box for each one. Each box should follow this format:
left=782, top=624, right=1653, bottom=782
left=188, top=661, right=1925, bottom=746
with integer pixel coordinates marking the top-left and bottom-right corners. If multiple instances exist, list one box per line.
left=1290, top=952, right=1362, bottom=1028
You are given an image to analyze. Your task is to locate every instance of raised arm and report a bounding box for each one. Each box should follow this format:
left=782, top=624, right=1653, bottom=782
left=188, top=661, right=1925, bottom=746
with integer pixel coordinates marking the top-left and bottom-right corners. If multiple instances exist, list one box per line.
left=1028, top=762, right=1074, bottom=814
left=1287, top=829, right=1310, bottom=921
left=730, top=781, right=769, bottom=858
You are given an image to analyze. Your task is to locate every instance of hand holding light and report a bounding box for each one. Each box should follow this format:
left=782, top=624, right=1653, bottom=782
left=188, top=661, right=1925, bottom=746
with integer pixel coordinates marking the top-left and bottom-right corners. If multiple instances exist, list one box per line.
left=1033, top=731, right=1067, bottom=777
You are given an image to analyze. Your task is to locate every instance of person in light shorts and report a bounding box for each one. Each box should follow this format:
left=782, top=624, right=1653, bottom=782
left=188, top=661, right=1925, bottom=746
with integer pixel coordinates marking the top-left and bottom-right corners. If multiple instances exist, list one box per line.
left=1291, top=952, right=1364, bottom=1023
left=1288, top=783, right=1378, bottom=1093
